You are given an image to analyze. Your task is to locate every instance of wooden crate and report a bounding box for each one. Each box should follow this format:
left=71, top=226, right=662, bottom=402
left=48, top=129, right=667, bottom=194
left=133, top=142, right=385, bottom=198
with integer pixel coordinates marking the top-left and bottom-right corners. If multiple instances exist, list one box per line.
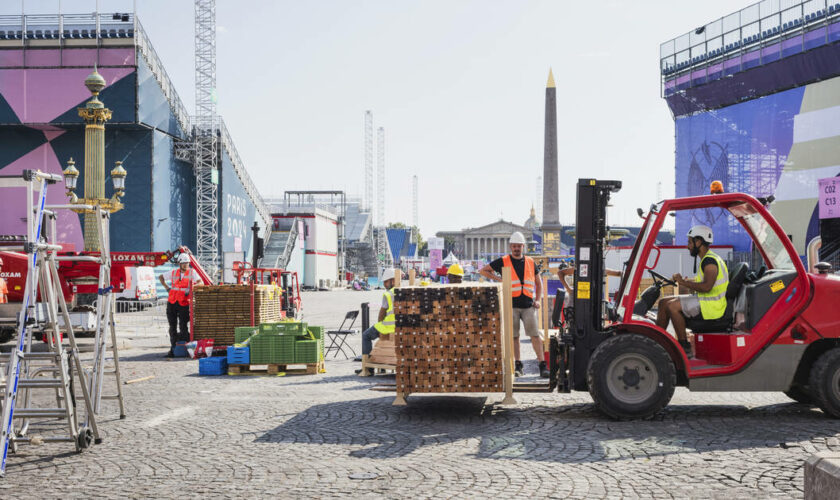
left=192, top=285, right=282, bottom=345
left=392, top=284, right=506, bottom=397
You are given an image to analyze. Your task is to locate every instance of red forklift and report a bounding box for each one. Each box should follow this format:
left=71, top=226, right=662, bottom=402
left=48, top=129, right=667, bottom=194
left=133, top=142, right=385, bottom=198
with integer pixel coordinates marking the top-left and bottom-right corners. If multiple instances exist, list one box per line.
left=551, top=178, right=840, bottom=419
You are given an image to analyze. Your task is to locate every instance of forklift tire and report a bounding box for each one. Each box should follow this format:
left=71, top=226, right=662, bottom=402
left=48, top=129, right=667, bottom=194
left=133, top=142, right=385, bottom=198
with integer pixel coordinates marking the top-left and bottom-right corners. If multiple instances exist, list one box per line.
left=587, top=333, right=676, bottom=420
left=783, top=385, right=814, bottom=405
left=809, top=348, right=840, bottom=418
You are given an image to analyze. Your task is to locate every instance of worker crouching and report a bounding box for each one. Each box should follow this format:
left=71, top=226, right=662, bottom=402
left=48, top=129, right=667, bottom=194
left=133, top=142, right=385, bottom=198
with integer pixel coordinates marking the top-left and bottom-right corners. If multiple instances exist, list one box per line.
left=159, top=253, right=202, bottom=357
left=356, top=268, right=396, bottom=375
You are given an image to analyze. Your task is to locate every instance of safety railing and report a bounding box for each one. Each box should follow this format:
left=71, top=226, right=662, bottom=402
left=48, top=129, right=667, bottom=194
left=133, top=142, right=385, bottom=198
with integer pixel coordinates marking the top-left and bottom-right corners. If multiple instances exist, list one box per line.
left=660, top=0, right=840, bottom=96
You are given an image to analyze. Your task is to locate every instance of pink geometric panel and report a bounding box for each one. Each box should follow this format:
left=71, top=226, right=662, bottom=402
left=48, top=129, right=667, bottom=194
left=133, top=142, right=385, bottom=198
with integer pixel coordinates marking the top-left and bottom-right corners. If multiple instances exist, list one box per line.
left=0, top=50, right=23, bottom=68
left=0, top=142, right=82, bottom=248
left=98, top=48, right=135, bottom=66
left=26, top=50, right=61, bottom=67
left=61, top=49, right=97, bottom=67
left=0, top=67, right=134, bottom=124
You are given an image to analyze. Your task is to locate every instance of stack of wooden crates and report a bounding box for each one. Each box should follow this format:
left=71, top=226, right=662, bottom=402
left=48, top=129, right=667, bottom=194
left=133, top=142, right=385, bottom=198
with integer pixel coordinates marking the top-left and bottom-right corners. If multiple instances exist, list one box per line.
left=393, top=283, right=507, bottom=398
left=192, top=285, right=282, bottom=345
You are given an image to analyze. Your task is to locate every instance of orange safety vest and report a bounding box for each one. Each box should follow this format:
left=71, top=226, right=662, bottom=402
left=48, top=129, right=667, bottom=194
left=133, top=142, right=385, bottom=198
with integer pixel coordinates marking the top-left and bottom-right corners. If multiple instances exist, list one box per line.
left=502, top=255, right=535, bottom=298
left=167, top=268, right=196, bottom=306
left=0, top=278, right=7, bottom=304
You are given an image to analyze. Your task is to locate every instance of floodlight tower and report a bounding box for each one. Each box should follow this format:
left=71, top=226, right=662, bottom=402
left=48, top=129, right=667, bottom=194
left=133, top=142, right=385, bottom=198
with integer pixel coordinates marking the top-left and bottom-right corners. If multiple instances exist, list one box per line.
left=194, top=0, right=219, bottom=279
left=364, top=111, right=374, bottom=214
left=412, top=175, right=418, bottom=243
left=376, top=127, right=388, bottom=265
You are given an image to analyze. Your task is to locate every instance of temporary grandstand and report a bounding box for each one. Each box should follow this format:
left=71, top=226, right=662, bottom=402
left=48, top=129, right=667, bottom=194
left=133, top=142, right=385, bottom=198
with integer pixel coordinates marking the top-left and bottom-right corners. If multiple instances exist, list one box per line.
left=0, top=11, right=270, bottom=274
left=661, top=0, right=840, bottom=255
left=385, top=227, right=418, bottom=266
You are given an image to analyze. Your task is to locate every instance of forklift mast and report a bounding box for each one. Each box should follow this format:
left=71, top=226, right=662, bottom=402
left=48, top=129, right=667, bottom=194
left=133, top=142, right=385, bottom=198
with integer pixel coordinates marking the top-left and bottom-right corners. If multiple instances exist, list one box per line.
left=569, top=178, right=622, bottom=390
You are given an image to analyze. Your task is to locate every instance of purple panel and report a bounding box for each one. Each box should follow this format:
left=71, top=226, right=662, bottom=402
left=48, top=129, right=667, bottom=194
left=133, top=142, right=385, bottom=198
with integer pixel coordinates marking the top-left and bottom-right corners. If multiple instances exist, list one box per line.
left=98, top=47, right=135, bottom=66
left=0, top=141, right=82, bottom=248
left=831, top=23, right=840, bottom=42
left=666, top=39, right=840, bottom=117
left=26, top=49, right=60, bottom=67
left=0, top=50, right=23, bottom=68
left=61, top=48, right=97, bottom=67
left=743, top=50, right=760, bottom=63
left=804, top=28, right=827, bottom=50
left=0, top=67, right=134, bottom=123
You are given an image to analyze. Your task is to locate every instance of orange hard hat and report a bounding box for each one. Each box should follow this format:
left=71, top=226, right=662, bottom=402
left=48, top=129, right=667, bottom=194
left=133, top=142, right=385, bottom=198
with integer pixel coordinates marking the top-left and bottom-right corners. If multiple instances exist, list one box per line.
left=710, top=180, right=724, bottom=194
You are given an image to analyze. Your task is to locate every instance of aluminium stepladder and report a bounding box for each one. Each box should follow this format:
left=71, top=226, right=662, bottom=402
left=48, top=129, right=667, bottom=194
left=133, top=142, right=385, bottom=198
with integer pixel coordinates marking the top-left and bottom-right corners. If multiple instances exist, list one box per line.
left=0, top=170, right=101, bottom=476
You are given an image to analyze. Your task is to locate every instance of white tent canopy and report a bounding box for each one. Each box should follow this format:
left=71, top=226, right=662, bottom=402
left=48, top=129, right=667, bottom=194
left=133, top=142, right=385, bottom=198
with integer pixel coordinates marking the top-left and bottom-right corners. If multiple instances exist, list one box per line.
left=442, top=252, right=459, bottom=265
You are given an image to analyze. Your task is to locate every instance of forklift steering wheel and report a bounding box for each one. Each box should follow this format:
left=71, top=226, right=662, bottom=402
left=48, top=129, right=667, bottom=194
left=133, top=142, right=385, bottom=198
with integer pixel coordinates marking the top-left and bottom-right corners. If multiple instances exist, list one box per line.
left=648, top=270, right=677, bottom=287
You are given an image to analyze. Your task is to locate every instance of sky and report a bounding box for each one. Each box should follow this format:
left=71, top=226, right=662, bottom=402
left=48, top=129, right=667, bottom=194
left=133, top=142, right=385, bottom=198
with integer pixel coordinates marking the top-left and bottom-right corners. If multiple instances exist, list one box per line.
left=8, top=0, right=743, bottom=237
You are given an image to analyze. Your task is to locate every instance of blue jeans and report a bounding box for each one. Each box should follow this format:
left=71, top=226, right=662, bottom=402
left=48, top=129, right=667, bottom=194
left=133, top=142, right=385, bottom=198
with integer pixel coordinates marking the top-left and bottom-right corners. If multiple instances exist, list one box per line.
left=362, top=326, right=380, bottom=355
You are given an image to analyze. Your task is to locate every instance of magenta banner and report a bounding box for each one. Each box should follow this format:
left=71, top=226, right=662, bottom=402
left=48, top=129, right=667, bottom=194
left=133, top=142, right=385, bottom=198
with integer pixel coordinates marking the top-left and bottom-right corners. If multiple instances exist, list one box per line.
left=819, top=177, right=840, bottom=219
left=429, top=249, right=442, bottom=270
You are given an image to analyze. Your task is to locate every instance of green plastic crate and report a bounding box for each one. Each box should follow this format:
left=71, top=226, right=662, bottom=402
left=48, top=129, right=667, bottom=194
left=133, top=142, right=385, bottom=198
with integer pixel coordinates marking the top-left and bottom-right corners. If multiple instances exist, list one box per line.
left=306, top=326, right=324, bottom=340
left=250, top=333, right=296, bottom=364
left=234, top=326, right=258, bottom=344
left=295, top=339, right=320, bottom=364
left=259, top=321, right=308, bottom=336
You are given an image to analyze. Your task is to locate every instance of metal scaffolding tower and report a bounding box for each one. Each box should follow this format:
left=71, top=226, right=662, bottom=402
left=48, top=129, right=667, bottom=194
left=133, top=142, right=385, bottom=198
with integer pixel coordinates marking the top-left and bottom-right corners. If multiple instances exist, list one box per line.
left=376, top=127, right=386, bottom=261
left=411, top=175, right=418, bottom=243
left=194, top=0, right=219, bottom=279
left=364, top=111, right=374, bottom=215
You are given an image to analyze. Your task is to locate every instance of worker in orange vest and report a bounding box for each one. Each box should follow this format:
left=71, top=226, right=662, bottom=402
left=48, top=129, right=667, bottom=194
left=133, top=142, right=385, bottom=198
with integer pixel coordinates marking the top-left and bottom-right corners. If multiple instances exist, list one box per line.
left=479, top=231, right=548, bottom=378
left=0, top=256, right=7, bottom=304
left=158, top=253, right=202, bottom=357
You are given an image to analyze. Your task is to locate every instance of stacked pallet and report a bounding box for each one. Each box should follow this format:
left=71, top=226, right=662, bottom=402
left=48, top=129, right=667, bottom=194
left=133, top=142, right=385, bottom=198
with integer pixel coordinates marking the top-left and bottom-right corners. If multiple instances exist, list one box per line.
left=393, top=284, right=504, bottom=394
left=192, top=285, right=282, bottom=345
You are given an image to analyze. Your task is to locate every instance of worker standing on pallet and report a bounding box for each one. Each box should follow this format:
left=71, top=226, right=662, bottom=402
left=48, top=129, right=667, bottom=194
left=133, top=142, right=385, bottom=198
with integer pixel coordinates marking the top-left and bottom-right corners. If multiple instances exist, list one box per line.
left=479, top=232, right=549, bottom=378
left=159, top=253, right=202, bottom=357
left=355, top=268, right=396, bottom=375
left=0, top=256, right=7, bottom=304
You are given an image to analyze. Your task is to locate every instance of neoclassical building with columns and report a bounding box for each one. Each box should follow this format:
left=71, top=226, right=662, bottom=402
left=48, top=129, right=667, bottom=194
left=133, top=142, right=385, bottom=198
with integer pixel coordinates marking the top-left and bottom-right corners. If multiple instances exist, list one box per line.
left=436, top=219, right=534, bottom=261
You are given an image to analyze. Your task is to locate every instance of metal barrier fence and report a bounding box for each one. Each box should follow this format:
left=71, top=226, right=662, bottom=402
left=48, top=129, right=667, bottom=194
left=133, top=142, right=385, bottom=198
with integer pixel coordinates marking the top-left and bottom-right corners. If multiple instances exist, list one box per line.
left=112, top=300, right=167, bottom=335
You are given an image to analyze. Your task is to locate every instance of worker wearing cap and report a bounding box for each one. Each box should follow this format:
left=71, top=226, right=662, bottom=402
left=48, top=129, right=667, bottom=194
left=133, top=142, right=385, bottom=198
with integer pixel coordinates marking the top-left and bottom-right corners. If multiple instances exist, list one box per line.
left=356, top=268, right=397, bottom=375
left=656, top=225, right=728, bottom=356
left=0, top=257, right=7, bottom=304
left=158, top=253, right=202, bottom=357
left=447, top=263, right=465, bottom=284
left=479, top=232, right=548, bottom=378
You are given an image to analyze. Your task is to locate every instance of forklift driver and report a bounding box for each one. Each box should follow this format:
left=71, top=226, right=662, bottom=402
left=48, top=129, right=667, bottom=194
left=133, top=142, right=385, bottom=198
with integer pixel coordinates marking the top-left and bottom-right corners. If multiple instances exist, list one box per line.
left=656, top=225, right=729, bottom=356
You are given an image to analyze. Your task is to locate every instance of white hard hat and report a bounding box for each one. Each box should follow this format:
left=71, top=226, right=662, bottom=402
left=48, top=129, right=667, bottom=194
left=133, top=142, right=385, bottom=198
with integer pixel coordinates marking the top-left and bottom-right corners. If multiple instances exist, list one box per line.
left=509, top=232, right=526, bottom=245
left=382, top=268, right=395, bottom=282
left=177, top=254, right=191, bottom=264
left=687, top=225, right=713, bottom=244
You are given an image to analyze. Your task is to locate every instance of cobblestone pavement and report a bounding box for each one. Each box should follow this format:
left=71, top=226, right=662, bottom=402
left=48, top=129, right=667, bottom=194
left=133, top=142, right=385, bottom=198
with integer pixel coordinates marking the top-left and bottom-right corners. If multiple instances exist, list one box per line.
left=1, top=290, right=839, bottom=498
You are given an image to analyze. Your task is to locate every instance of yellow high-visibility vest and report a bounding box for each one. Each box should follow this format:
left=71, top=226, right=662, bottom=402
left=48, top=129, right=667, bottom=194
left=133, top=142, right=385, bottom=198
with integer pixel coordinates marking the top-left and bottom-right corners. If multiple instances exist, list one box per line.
left=374, top=289, right=395, bottom=334
left=695, top=250, right=729, bottom=320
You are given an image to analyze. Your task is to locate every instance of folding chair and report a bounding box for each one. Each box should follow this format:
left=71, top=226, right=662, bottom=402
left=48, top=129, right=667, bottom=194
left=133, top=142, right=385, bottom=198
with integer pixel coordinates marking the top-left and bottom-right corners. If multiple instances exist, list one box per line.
left=325, top=310, right=359, bottom=359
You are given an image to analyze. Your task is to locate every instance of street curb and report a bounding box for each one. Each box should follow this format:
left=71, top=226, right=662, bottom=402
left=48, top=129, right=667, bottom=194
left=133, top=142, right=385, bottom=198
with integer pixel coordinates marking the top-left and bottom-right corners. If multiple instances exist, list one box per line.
left=805, top=452, right=840, bottom=500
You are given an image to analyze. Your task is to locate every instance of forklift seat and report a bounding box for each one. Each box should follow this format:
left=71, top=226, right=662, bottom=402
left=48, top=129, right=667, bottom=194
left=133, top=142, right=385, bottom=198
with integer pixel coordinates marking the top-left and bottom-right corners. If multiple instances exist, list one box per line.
left=685, top=262, right=748, bottom=333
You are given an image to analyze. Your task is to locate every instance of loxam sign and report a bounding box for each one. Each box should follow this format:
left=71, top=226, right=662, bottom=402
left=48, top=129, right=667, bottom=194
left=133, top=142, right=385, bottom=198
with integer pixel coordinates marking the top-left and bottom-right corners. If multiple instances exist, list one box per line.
left=112, top=254, right=154, bottom=262
left=0, top=272, right=21, bottom=278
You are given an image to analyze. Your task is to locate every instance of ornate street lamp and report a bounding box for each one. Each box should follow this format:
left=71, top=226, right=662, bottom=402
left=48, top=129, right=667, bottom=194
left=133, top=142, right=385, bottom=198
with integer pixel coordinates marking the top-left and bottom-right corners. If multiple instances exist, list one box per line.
left=62, top=69, right=128, bottom=251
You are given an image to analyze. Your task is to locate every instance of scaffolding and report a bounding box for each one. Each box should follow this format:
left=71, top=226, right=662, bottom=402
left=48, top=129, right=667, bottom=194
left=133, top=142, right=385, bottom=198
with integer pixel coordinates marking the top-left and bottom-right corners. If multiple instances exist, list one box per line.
left=194, top=0, right=219, bottom=280
left=376, top=127, right=386, bottom=266
left=364, top=111, right=374, bottom=214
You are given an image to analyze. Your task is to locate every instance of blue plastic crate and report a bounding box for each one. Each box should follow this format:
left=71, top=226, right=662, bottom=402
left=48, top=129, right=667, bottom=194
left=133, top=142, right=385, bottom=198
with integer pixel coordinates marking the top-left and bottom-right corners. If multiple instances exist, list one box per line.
left=227, top=346, right=250, bottom=365
left=173, top=341, right=188, bottom=357
left=199, top=356, right=228, bottom=376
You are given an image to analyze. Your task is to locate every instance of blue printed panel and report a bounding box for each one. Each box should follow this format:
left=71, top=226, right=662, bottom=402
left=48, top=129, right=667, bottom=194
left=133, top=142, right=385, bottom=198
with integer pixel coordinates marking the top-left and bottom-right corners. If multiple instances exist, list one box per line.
left=151, top=129, right=195, bottom=252
left=137, top=55, right=186, bottom=139
left=674, top=86, right=805, bottom=252
left=220, top=147, right=260, bottom=260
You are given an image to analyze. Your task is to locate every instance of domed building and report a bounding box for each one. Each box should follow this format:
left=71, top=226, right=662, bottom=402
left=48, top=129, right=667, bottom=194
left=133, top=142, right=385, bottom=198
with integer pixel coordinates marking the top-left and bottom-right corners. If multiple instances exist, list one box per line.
left=523, top=206, right=540, bottom=232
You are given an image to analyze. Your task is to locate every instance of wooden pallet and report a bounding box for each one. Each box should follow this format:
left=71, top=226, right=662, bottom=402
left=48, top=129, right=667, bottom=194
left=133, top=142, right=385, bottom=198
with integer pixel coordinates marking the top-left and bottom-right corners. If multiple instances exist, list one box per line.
left=228, top=360, right=324, bottom=376
left=360, top=335, right=396, bottom=376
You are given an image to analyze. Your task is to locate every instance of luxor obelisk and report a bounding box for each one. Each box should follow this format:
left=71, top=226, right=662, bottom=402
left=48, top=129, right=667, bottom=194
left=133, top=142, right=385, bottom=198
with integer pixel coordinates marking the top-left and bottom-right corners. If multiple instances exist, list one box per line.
left=541, top=69, right=562, bottom=255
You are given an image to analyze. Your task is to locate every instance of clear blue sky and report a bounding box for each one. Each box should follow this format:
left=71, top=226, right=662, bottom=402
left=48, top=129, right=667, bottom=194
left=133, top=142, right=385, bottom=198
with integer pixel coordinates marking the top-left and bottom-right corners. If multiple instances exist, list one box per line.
left=10, top=0, right=741, bottom=236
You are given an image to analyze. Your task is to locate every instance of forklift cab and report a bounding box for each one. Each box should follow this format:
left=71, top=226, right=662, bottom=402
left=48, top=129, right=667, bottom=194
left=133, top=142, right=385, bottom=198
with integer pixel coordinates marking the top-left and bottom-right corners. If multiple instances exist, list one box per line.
left=614, top=192, right=806, bottom=358
left=556, top=179, right=840, bottom=420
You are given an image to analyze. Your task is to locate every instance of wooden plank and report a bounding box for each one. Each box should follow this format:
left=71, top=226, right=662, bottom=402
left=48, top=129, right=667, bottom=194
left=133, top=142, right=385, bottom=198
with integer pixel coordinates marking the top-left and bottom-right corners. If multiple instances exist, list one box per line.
left=501, top=267, right=517, bottom=405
